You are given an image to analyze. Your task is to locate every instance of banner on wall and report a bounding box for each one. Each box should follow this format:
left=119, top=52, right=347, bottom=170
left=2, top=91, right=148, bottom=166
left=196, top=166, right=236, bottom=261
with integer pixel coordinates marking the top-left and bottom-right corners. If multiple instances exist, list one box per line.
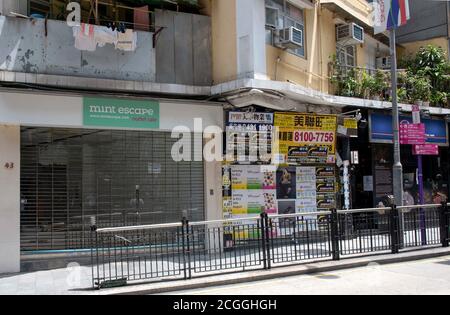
left=273, top=113, right=338, bottom=164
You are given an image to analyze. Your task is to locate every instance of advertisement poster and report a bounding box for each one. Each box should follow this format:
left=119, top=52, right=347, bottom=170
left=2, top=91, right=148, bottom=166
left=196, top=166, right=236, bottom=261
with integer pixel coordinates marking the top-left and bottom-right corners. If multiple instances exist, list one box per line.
left=296, top=167, right=317, bottom=214
left=226, top=111, right=274, bottom=162
left=276, top=167, right=297, bottom=199
left=274, top=113, right=337, bottom=164
left=230, top=165, right=278, bottom=217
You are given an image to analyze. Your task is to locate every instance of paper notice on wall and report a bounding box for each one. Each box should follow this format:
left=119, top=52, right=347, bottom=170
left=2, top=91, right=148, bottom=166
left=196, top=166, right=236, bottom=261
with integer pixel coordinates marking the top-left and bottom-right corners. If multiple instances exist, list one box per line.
left=364, top=176, right=374, bottom=192
left=296, top=167, right=317, bottom=214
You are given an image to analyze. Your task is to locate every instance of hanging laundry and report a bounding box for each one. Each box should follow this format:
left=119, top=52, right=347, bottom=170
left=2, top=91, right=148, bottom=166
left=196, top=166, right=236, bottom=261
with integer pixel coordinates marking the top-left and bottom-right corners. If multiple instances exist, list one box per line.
left=73, top=23, right=96, bottom=51
left=115, top=29, right=137, bottom=52
left=94, top=26, right=118, bottom=48
left=73, top=23, right=137, bottom=52
left=134, top=5, right=149, bottom=32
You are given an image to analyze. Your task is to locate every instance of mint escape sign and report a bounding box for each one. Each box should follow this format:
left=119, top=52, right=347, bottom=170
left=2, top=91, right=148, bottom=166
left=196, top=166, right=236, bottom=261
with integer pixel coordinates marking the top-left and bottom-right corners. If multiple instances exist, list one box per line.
left=83, top=97, right=160, bottom=129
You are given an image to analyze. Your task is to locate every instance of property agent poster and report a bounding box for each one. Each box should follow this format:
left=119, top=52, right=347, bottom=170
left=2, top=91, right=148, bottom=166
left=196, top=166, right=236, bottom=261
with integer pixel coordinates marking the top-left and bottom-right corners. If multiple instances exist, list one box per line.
left=231, top=165, right=277, bottom=215
left=231, top=165, right=276, bottom=190
left=226, top=111, right=274, bottom=162
left=83, top=97, right=160, bottom=129
left=273, top=113, right=337, bottom=164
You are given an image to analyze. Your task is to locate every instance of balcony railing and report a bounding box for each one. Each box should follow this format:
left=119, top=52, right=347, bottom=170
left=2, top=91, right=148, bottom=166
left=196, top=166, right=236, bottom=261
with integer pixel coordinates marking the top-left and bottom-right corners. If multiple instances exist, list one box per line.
left=329, top=64, right=450, bottom=108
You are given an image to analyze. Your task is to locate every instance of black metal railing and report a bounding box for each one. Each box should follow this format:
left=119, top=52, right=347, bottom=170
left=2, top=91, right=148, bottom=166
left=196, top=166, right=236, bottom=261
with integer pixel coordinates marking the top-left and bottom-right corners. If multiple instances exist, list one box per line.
left=90, top=202, right=450, bottom=289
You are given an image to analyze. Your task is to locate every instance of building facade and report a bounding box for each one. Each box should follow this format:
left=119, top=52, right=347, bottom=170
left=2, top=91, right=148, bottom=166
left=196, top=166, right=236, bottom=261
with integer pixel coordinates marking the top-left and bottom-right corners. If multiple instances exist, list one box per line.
left=396, top=0, right=450, bottom=59
left=0, top=0, right=448, bottom=274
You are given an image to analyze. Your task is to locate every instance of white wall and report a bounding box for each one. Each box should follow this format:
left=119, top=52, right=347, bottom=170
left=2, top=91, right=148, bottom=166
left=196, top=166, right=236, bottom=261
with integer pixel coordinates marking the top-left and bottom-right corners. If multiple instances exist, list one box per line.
left=0, top=91, right=224, bottom=131
left=0, top=124, right=20, bottom=273
left=236, top=0, right=268, bottom=80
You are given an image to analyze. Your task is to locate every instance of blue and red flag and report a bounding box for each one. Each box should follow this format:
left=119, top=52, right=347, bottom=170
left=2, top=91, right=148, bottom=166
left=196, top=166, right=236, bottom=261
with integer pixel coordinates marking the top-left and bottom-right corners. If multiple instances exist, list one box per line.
left=374, top=0, right=410, bottom=34
left=387, top=0, right=410, bottom=29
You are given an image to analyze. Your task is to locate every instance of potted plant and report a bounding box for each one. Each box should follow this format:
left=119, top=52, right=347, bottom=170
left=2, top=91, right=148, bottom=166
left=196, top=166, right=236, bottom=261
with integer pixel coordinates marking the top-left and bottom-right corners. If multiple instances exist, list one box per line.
left=409, top=75, right=432, bottom=106
left=361, top=71, right=376, bottom=99
left=430, top=91, right=448, bottom=107
left=371, top=70, right=389, bottom=101
left=340, top=69, right=361, bottom=98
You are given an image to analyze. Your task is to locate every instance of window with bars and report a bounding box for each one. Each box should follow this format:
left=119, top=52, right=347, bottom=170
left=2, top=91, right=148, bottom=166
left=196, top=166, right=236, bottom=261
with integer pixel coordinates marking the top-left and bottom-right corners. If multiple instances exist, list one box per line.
left=265, top=0, right=306, bottom=58
left=20, top=128, right=205, bottom=252
left=337, top=45, right=356, bottom=67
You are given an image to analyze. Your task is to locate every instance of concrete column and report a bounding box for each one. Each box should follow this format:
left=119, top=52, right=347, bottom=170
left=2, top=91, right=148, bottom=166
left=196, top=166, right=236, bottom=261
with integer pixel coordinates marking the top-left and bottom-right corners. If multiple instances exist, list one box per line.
left=0, top=124, right=20, bottom=274
left=204, top=160, right=223, bottom=253
left=236, top=0, right=268, bottom=80
left=0, top=0, right=28, bottom=16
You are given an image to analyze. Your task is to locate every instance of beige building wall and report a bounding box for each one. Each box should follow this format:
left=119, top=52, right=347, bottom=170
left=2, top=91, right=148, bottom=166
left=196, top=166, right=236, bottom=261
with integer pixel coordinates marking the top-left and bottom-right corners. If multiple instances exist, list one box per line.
left=398, top=37, right=450, bottom=59
left=266, top=6, right=337, bottom=94
left=203, top=0, right=385, bottom=94
left=0, top=124, right=20, bottom=274
left=200, top=0, right=238, bottom=84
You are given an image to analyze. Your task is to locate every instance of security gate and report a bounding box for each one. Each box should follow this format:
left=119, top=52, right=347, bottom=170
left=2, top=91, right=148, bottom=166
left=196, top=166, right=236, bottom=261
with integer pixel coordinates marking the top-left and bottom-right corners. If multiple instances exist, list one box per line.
left=20, top=127, right=205, bottom=252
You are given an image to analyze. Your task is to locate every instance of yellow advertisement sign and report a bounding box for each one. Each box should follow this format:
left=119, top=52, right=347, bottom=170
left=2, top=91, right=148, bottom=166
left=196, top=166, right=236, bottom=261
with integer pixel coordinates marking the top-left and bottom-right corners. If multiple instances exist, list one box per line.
left=344, top=118, right=358, bottom=130
left=274, top=113, right=338, bottom=165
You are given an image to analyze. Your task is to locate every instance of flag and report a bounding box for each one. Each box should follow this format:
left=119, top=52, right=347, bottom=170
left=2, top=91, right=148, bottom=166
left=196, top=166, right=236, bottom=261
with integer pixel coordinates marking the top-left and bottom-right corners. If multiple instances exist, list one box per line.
left=373, top=0, right=410, bottom=34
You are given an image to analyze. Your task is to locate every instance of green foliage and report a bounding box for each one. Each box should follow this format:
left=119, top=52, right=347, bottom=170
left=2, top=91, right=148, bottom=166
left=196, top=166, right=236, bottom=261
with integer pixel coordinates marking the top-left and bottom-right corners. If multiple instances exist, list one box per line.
left=329, top=45, right=450, bottom=108
left=408, top=74, right=432, bottom=103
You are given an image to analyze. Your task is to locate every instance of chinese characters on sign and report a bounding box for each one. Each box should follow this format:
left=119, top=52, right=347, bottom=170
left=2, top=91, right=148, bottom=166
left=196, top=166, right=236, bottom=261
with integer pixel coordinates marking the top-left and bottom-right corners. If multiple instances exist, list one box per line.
left=399, top=123, right=426, bottom=145
left=274, top=113, right=338, bottom=165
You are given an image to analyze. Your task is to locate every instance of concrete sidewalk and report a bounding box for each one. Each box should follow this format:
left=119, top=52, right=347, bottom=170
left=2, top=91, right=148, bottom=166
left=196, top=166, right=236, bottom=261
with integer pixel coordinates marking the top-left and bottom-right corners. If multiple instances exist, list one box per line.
left=0, top=247, right=449, bottom=295
left=104, top=247, right=450, bottom=295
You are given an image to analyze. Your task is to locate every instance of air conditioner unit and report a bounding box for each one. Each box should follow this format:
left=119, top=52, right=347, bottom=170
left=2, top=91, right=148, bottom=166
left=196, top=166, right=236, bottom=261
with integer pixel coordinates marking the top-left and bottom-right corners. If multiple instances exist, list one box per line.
left=336, top=23, right=365, bottom=46
left=376, top=56, right=392, bottom=69
left=275, top=27, right=303, bottom=50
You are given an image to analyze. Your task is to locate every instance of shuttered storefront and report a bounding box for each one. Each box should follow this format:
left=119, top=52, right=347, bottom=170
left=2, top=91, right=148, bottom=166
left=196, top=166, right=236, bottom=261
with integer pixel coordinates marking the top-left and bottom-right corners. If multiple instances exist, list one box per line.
left=20, top=127, right=204, bottom=252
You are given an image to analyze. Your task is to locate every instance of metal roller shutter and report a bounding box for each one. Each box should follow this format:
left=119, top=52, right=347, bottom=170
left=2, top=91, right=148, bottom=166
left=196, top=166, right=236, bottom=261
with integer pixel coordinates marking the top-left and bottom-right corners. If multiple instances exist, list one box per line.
left=20, top=127, right=205, bottom=252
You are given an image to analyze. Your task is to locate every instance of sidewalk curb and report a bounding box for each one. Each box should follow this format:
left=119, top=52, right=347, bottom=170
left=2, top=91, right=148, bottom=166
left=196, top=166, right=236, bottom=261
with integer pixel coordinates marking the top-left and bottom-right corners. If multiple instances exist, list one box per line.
left=103, top=247, right=450, bottom=295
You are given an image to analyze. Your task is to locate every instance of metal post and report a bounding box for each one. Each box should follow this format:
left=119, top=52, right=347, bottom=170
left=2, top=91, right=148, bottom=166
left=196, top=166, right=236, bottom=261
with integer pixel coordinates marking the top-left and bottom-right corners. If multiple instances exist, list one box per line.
left=260, top=212, right=268, bottom=270
left=390, top=28, right=404, bottom=207
left=440, top=202, right=449, bottom=248
left=418, top=156, right=427, bottom=245
left=330, top=209, right=340, bottom=261
left=181, top=217, right=191, bottom=280
left=264, top=213, right=272, bottom=270
left=181, top=218, right=187, bottom=280
left=90, top=224, right=99, bottom=289
left=390, top=205, right=400, bottom=254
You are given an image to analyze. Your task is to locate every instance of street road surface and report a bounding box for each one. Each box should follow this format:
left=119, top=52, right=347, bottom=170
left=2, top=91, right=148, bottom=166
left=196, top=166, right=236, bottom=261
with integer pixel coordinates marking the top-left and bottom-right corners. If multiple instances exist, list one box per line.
left=166, top=256, right=450, bottom=295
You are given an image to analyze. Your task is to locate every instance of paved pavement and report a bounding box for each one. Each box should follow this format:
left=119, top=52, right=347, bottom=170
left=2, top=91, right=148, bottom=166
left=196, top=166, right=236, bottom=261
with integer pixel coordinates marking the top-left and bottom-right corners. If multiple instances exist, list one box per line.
left=0, top=264, right=94, bottom=295
left=0, top=249, right=449, bottom=295
left=166, top=256, right=450, bottom=295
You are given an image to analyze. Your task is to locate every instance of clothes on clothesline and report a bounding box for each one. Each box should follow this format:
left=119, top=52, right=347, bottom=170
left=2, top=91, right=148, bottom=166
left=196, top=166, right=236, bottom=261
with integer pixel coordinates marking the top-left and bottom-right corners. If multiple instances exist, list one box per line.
left=73, top=24, right=96, bottom=52
left=73, top=23, right=137, bottom=52
left=116, top=29, right=137, bottom=52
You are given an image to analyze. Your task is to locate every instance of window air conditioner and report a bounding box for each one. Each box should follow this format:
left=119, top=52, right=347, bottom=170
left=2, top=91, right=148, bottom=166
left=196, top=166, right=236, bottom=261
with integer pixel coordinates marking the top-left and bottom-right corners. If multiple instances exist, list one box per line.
left=275, top=26, right=303, bottom=50
left=336, top=23, right=365, bottom=46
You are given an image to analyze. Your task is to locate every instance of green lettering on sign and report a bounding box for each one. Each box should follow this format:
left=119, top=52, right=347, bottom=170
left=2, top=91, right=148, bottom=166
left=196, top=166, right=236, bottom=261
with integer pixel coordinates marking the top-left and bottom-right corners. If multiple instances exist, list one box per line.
left=83, top=97, right=160, bottom=129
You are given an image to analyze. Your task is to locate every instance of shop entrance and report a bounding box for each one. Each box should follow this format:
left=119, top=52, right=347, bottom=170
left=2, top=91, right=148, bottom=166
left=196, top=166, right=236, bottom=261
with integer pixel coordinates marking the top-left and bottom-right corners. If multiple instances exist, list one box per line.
left=20, top=127, right=205, bottom=252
